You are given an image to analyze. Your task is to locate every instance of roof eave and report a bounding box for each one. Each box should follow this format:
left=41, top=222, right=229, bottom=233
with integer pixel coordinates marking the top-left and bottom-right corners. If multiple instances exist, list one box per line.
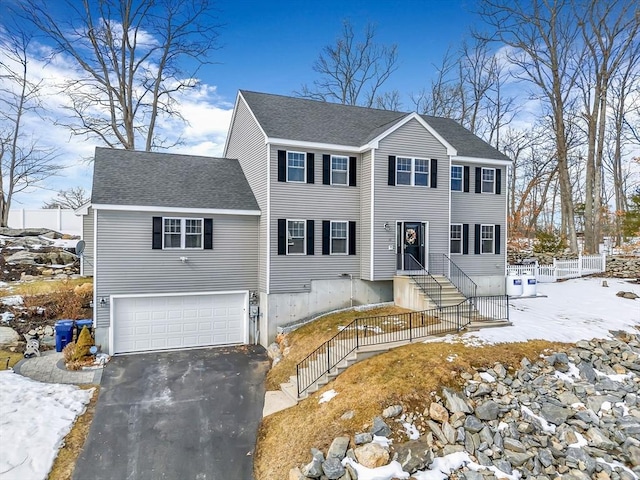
left=451, top=155, right=512, bottom=166
left=91, top=203, right=261, bottom=216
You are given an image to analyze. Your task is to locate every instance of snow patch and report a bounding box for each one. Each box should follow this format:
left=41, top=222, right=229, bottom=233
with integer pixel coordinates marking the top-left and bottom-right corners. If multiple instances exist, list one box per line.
left=319, top=389, right=338, bottom=404
left=402, top=422, right=420, bottom=440
left=479, top=372, right=496, bottom=383
left=342, top=458, right=409, bottom=480
left=1, top=295, right=23, bottom=307
left=568, top=432, right=588, bottom=448
left=521, top=405, right=556, bottom=434
left=412, top=451, right=521, bottom=480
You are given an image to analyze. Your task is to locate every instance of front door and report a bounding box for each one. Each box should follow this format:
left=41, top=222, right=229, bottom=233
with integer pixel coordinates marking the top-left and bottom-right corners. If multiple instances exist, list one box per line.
left=397, top=222, right=425, bottom=270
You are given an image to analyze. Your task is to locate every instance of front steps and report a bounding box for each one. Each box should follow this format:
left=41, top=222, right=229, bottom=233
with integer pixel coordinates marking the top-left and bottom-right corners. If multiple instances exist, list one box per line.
left=394, top=274, right=468, bottom=311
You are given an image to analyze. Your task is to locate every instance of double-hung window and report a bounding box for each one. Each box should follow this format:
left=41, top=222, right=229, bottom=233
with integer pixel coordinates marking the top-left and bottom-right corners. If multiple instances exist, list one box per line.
left=287, top=220, right=306, bottom=254
left=331, top=156, right=348, bottom=185
left=481, top=225, right=494, bottom=254
left=481, top=168, right=495, bottom=193
left=451, top=165, right=463, bottom=192
left=450, top=224, right=462, bottom=254
left=330, top=221, right=348, bottom=254
left=396, top=157, right=429, bottom=186
left=287, top=152, right=306, bottom=182
left=163, top=218, right=203, bottom=249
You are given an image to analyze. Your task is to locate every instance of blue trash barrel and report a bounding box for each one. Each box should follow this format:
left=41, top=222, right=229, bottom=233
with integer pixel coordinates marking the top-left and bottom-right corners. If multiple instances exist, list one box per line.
left=75, top=319, right=93, bottom=336
left=54, top=320, right=74, bottom=352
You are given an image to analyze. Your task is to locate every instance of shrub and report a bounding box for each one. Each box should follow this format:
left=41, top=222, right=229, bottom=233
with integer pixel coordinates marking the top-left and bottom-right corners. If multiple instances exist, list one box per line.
left=62, top=341, right=77, bottom=362
left=533, top=231, right=565, bottom=253
left=72, top=326, right=93, bottom=361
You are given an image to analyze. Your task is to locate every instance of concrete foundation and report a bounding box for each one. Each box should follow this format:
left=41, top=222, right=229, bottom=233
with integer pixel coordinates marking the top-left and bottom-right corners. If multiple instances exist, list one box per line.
left=471, top=275, right=507, bottom=296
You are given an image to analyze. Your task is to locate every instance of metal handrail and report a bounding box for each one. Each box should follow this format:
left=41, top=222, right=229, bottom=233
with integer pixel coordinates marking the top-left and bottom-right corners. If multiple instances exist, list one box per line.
left=407, top=253, right=443, bottom=307
left=429, top=253, right=478, bottom=299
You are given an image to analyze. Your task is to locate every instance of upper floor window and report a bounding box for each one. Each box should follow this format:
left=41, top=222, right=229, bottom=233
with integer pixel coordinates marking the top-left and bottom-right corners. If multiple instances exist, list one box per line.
left=287, top=220, right=306, bottom=254
left=331, top=221, right=348, bottom=254
left=481, top=224, right=494, bottom=254
left=287, top=152, right=306, bottom=182
left=396, top=157, right=429, bottom=186
left=163, top=218, right=203, bottom=249
left=482, top=168, right=495, bottom=193
left=331, top=156, right=348, bottom=185
left=451, top=165, right=463, bottom=192
left=450, top=224, right=462, bottom=254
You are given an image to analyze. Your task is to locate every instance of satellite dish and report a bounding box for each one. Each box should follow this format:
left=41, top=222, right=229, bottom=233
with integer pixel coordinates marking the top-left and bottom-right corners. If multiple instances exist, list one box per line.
left=75, top=240, right=86, bottom=256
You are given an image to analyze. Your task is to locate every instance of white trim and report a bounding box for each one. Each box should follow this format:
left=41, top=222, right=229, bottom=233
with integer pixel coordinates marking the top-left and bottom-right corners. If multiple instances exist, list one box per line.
left=481, top=167, right=496, bottom=194
left=224, top=93, right=268, bottom=156
left=74, top=202, right=91, bottom=215
left=162, top=217, right=205, bottom=250
left=329, top=220, right=349, bottom=255
left=370, top=149, right=375, bottom=281
left=452, top=155, right=511, bottom=167
left=266, top=143, right=271, bottom=295
left=270, top=138, right=361, bottom=153
left=286, top=218, right=307, bottom=255
left=286, top=150, right=307, bottom=183
left=109, top=290, right=250, bottom=355
left=91, top=204, right=260, bottom=216
left=330, top=154, right=349, bottom=186
left=93, top=210, right=97, bottom=332
left=395, top=220, right=429, bottom=270
left=450, top=223, right=463, bottom=255
left=450, top=164, right=463, bottom=192
left=365, top=113, right=457, bottom=156
left=480, top=224, right=495, bottom=254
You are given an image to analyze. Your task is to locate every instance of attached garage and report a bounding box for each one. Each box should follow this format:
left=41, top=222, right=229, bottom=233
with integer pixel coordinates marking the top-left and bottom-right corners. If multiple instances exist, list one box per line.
left=111, top=291, right=248, bottom=354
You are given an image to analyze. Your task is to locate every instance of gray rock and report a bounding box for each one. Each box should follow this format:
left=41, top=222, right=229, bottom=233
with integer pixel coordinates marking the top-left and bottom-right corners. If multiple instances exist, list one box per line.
left=475, top=450, right=492, bottom=466
left=586, top=427, right=617, bottom=450
left=327, top=437, right=349, bottom=460
left=302, top=457, right=323, bottom=478
left=311, top=448, right=325, bottom=462
left=493, top=459, right=513, bottom=475
left=427, top=420, right=448, bottom=445
left=476, top=400, right=500, bottom=421
left=442, top=421, right=456, bottom=444
left=504, top=450, right=533, bottom=467
left=0, top=326, right=20, bottom=347
left=578, top=362, right=597, bottom=382
left=289, top=466, right=306, bottom=480
left=629, top=445, right=640, bottom=467
left=429, top=402, right=449, bottom=423
left=5, top=251, right=38, bottom=264
left=354, top=433, right=372, bottom=445
left=382, top=404, right=403, bottom=418
left=538, top=448, right=554, bottom=468
left=392, top=439, right=434, bottom=474
left=461, top=472, right=484, bottom=480
left=503, top=437, right=526, bottom=453
left=442, top=387, right=472, bottom=414
left=370, top=416, right=391, bottom=437
left=321, top=457, right=345, bottom=480
left=464, top=415, right=484, bottom=434
left=540, top=404, right=572, bottom=425
left=566, top=447, right=596, bottom=474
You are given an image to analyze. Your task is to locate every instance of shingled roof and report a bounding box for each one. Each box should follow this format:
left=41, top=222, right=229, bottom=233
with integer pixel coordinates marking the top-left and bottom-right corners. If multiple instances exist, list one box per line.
left=240, top=90, right=511, bottom=162
left=91, top=147, right=260, bottom=212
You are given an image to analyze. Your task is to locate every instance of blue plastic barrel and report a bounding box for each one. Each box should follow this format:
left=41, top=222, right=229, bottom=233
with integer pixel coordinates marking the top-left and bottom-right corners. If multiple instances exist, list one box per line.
left=54, top=320, right=74, bottom=352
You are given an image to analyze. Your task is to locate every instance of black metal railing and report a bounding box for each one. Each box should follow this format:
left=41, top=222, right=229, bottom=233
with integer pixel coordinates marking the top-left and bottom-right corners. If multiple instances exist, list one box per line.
left=407, top=254, right=443, bottom=307
left=296, top=302, right=478, bottom=396
left=467, top=295, right=510, bottom=322
left=429, top=253, right=478, bottom=299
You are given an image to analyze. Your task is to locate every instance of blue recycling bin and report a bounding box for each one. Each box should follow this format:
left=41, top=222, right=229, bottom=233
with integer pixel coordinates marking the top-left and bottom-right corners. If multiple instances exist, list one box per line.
left=75, top=319, right=93, bottom=337
left=55, top=320, right=74, bottom=352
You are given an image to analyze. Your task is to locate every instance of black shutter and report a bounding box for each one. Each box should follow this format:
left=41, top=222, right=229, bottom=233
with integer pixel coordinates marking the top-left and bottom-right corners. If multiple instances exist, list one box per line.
left=203, top=218, right=213, bottom=250
left=462, top=223, right=469, bottom=255
left=495, top=224, right=501, bottom=254
left=348, top=221, right=356, bottom=255
left=430, top=159, right=438, bottom=188
left=463, top=166, right=470, bottom=192
left=277, top=219, right=286, bottom=255
left=496, top=168, right=502, bottom=194
left=322, top=220, right=330, bottom=255
left=306, top=220, right=314, bottom=255
left=474, top=224, right=481, bottom=254
left=323, top=155, right=330, bottom=185
left=388, top=156, right=396, bottom=186
left=278, top=150, right=286, bottom=182
left=475, top=167, right=482, bottom=193
left=349, top=157, right=357, bottom=186
left=306, top=153, right=314, bottom=184
left=152, top=216, right=163, bottom=249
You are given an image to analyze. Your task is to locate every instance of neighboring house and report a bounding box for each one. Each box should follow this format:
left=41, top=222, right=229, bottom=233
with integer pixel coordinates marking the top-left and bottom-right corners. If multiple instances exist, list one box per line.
left=79, top=148, right=260, bottom=354
left=225, top=91, right=511, bottom=346
left=82, top=91, right=511, bottom=355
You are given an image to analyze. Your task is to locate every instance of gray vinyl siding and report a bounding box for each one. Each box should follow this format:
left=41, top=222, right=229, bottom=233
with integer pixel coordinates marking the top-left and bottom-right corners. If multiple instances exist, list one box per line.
left=82, top=208, right=94, bottom=277
left=269, top=145, right=360, bottom=293
left=225, top=96, right=268, bottom=292
left=374, top=118, right=450, bottom=280
left=451, top=163, right=506, bottom=276
left=359, top=150, right=372, bottom=280
left=94, top=209, right=259, bottom=328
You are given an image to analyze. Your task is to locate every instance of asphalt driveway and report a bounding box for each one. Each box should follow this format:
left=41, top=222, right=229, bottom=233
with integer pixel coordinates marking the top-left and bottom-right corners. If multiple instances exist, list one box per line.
left=73, top=345, right=269, bottom=480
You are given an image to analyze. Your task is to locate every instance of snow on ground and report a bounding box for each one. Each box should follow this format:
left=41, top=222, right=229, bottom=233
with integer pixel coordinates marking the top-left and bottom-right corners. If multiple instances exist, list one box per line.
left=318, top=389, right=338, bottom=404
left=432, top=277, right=639, bottom=345
left=0, top=371, right=93, bottom=480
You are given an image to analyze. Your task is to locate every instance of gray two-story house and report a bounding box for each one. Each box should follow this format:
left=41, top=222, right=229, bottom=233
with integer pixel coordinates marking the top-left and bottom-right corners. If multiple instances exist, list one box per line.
left=81, top=90, right=510, bottom=354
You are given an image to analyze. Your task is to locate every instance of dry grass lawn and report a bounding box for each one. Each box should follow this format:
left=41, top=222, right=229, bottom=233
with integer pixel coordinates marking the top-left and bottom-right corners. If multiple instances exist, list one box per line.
left=266, top=306, right=411, bottom=390
left=4, top=278, right=92, bottom=297
left=255, top=339, right=570, bottom=480
left=0, top=350, right=24, bottom=370
left=48, top=385, right=99, bottom=480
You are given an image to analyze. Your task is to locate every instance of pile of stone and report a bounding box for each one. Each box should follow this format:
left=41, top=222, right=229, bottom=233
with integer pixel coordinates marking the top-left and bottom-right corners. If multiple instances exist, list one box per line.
left=291, top=333, right=640, bottom=479
left=605, top=257, right=640, bottom=280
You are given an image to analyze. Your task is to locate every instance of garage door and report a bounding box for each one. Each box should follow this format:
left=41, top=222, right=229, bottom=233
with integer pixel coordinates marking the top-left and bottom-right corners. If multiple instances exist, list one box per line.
left=113, top=292, right=247, bottom=354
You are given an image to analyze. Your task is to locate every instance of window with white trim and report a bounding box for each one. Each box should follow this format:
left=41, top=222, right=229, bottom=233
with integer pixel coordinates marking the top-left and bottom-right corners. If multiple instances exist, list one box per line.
left=481, top=224, right=494, bottom=254
left=287, top=220, right=306, bottom=254
left=482, top=168, right=495, bottom=193
left=450, top=224, right=462, bottom=254
left=396, top=157, right=429, bottom=186
left=330, top=221, right=348, bottom=254
left=451, top=165, right=463, bottom=192
left=331, top=155, right=348, bottom=185
left=164, top=218, right=203, bottom=249
left=287, top=152, right=306, bottom=182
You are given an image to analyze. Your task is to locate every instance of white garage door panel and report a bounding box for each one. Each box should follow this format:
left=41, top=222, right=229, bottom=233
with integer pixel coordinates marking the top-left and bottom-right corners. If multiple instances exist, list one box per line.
left=113, top=292, right=246, bottom=354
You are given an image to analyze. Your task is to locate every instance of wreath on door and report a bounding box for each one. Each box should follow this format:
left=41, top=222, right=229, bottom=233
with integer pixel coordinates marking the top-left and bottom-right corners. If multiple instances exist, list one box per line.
left=405, top=228, right=417, bottom=245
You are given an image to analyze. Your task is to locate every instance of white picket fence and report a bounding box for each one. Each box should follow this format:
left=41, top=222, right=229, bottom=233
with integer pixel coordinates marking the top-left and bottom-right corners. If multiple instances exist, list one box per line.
left=508, top=254, right=606, bottom=283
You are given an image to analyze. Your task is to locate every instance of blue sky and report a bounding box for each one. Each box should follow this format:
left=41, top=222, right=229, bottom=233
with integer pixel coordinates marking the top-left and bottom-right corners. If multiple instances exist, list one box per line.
left=2, top=0, right=481, bottom=209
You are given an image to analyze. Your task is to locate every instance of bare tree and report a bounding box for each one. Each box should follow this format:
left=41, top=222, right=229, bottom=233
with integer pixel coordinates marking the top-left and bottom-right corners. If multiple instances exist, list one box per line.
left=373, top=90, right=403, bottom=111
left=42, top=186, right=90, bottom=210
left=19, top=0, right=221, bottom=151
left=411, top=49, right=461, bottom=118
left=297, top=20, right=399, bottom=108
left=0, top=30, right=60, bottom=226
